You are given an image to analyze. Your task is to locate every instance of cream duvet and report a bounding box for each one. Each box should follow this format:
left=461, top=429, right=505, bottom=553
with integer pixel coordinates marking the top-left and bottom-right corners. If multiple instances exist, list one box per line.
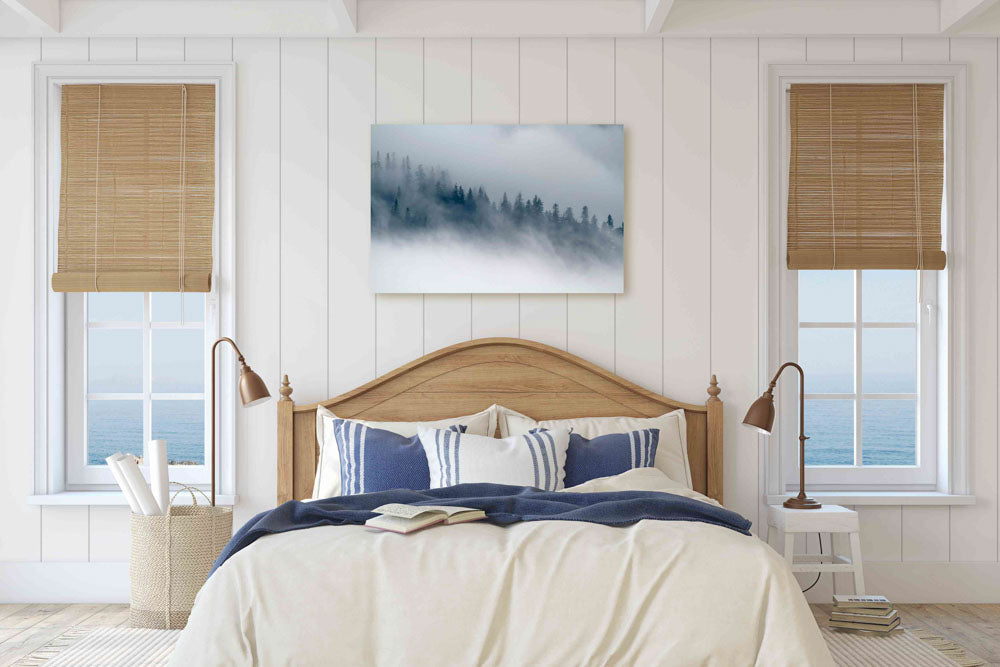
left=171, top=469, right=832, bottom=666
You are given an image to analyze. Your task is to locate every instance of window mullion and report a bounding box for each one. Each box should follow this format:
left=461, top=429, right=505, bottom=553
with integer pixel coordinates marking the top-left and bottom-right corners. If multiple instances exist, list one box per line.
left=855, top=270, right=863, bottom=467
left=143, top=292, right=152, bottom=463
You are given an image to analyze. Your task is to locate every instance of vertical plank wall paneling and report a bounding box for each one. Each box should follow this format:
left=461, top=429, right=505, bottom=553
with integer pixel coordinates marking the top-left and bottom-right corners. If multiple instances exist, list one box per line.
left=136, top=37, right=184, bottom=61
left=470, top=38, right=520, bottom=339
left=422, top=38, right=473, bottom=353
left=88, top=37, right=136, bottom=61
left=661, top=38, right=710, bottom=405
left=3, top=36, right=1000, bottom=598
left=375, top=39, right=425, bottom=375
left=234, top=37, right=280, bottom=525
left=950, top=38, right=999, bottom=562
left=518, top=38, right=569, bottom=350
left=329, top=39, right=377, bottom=396
left=280, top=39, right=329, bottom=404
left=710, top=37, right=759, bottom=528
left=615, top=40, right=663, bottom=396
left=566, top=38, right=616, bottom=373
left=0, top=18, right=39, bottom=565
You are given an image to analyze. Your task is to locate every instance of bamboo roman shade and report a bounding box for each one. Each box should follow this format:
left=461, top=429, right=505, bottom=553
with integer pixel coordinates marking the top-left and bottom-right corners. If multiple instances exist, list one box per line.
left=52, top=84, right=216, bottom=292
left=786, top=83, right=946, bottom=271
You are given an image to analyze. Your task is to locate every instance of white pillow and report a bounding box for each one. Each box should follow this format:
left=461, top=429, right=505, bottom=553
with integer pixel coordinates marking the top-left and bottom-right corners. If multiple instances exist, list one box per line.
left=418, top=427, right=571, bottom=491
left=497, top=406, right=692, bottom=489
left=313, top=405, right=497, bottom=498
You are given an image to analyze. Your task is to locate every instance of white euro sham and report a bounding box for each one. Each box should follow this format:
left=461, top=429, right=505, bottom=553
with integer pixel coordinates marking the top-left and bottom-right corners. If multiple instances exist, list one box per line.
left=419, top=427, right=571, bottom=490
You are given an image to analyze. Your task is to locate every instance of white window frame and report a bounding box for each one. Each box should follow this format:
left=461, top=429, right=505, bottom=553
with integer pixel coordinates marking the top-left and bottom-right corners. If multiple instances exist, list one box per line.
left=33, top=62, right=236, bottom=495
left=761, top=63, right=969, bottom=495
left=65, top=292, right=212, bottom=487
left=788, top=270, right=936, bottom=487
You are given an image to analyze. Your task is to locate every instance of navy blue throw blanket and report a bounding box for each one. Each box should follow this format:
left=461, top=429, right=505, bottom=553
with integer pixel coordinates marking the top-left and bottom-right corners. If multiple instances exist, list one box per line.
left=211, top=483, right=751, bottom=576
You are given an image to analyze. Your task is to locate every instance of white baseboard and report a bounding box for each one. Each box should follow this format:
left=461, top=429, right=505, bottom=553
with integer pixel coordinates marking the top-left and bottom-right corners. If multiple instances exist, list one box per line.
left=804, top=561, right=1000, bottom=603
left=0, top=561, right=129, bottom=603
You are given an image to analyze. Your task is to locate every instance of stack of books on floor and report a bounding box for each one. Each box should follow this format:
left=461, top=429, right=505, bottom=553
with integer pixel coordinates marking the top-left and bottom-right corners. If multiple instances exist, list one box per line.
left=829, top=595, right=901, bottom=634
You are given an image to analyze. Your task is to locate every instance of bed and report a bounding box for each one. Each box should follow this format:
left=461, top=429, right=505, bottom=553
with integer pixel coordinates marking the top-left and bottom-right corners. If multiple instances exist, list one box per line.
left=171, top=338, right=832, bottom=665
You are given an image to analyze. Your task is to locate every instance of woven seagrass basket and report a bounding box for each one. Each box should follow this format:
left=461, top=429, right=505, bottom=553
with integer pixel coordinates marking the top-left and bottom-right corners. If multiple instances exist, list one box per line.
left=129, top=486, right=232, bottom=629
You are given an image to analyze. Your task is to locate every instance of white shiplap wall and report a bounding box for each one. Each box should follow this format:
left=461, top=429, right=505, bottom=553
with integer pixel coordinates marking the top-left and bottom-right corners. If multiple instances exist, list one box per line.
left=1, top=35, right=999, bottom=602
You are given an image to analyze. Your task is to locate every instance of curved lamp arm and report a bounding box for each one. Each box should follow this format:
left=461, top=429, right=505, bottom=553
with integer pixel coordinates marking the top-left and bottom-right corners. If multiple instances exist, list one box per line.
left=210, top=337, right=270, bottom=506
left=745, top=361, right=819, bottom=510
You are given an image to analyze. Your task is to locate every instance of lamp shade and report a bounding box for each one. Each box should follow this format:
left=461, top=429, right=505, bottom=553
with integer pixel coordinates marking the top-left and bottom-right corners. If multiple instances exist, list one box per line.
left=742, top=392, right=775, bottom=435
left=238, top=364, right=271, bottom=407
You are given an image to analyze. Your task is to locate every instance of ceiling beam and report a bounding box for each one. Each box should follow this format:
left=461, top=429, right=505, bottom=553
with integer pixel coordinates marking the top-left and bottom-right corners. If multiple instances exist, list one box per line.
left=644, top=0, right=675, bottom=33
left=939, top=0, right=1000, bottom=33
left=1, top=0, right=59, bottom=31
left=329, top=0, right=357, bottom=32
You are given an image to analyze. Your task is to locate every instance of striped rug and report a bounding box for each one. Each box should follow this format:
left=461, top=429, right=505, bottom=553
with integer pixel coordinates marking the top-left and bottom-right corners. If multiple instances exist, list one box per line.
left=15, top=627, right=181, bottom=666
left=822, top=626, right=986, bottom=666
left=16, top=623, right=988, bottom=666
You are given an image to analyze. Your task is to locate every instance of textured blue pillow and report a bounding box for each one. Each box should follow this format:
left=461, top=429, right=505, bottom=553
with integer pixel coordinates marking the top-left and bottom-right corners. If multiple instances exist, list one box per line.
left=333, top=419, right=465, bottom=496
left=556, top=428, right=660, bottom=487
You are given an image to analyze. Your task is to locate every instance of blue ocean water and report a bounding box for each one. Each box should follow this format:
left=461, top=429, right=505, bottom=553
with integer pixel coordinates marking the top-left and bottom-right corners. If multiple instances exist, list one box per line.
left=804, top=399, right=916, bottom=466
left=88, top=400, right=205, bottom=465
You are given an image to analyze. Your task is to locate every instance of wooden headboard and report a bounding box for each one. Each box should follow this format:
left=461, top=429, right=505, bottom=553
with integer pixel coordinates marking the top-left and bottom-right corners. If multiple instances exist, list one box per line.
left=277, top=338, right=723, bottom=505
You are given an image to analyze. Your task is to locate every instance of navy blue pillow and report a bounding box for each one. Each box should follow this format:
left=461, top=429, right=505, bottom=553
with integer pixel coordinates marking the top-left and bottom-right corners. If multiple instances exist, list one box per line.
left=552, top=428, right=660, bottom=487
left=333, top=419, right=465, bottom=495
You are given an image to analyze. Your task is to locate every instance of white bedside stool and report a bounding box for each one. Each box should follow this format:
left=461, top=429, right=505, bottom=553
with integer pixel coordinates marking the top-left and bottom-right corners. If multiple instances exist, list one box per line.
left=767, top=504, right=865, bottom=594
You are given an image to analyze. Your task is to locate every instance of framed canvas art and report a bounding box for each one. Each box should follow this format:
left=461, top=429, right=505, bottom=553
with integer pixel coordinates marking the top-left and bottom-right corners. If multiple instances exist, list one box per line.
left=370, top=124, right=624, bottom=293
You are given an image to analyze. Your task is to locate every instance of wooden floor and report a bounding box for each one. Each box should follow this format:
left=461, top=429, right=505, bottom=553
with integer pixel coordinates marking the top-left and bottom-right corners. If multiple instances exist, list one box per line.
left=812, top=603, right=1000, bottom=665
left=0, top=603, right=996, bottom=665
left=0, top=603, right=129, bottom=667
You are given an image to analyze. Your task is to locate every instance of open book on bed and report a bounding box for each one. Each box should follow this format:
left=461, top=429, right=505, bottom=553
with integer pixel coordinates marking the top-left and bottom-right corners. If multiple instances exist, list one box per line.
left=365, top=503, right=487, bottom=534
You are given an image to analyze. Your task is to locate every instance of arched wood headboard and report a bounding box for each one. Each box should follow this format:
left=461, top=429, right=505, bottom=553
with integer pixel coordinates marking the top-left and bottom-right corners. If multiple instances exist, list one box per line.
left=277, top=338, right=723, bottom=505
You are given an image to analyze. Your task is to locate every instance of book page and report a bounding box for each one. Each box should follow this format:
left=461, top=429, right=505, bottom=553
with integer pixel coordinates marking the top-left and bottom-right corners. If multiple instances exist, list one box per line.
left=413, top=505, right=480, bottom=517
left=373, top=503, right=480, bottom=518
left=372, top=503, right=443, bottom=519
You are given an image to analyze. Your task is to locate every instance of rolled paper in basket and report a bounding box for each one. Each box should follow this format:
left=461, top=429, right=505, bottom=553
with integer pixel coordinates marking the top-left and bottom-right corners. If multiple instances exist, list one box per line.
left=106, top=453, right=142, bottom=514
left=117, top=454, right=162, bottom=516
left=149, top=440, right=170, bottom=515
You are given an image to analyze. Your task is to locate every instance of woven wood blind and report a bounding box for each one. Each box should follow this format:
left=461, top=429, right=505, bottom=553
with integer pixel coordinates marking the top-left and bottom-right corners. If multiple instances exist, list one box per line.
left=52, top=84, right=216, bottom=292
left=787, top=83, right=946, bottom=271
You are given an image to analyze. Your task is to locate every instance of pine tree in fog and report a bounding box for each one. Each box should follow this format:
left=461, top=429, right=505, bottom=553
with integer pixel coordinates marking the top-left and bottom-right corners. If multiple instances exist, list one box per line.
left=371, top=152, right=623, bottom=269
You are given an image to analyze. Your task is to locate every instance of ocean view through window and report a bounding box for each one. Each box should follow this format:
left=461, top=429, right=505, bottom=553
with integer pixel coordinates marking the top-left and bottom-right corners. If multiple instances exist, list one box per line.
left=798, top=270, right=922, bottom=467
left=85, top=292, right=207, bottom=467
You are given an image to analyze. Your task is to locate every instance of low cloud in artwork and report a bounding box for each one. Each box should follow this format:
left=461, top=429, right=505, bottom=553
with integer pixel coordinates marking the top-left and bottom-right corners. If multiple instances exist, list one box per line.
left=371, top=124, right=624, bottom=294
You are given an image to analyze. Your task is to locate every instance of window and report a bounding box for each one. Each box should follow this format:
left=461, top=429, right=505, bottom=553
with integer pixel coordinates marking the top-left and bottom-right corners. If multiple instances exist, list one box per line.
left=32, top=63, right=235, bottom=498
left=763, top=63, right=968, bottom=495
left=65, top=292, right=213, bottom=487
left=790, top=269, right=938, bottom=487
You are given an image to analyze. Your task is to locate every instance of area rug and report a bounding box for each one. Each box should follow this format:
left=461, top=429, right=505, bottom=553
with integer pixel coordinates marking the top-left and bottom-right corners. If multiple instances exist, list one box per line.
left=14, top=627, right=181, bottom=666
left=17, top=624, right=987, bottom=666
left=822, top=625, right=986, bottom=667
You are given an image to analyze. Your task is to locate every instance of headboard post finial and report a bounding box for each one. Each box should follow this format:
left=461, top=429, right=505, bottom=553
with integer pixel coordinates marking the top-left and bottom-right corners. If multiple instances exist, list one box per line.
left=707, top=374, right=721, bottom=401
left=277, top=374, right=295, bottom=504
left=706, top=374, right=723, bottom=504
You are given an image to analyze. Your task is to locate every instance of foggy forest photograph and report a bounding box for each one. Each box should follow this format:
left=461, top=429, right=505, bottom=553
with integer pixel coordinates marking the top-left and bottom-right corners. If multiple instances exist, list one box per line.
left=370, top=124, right=624, bottom=293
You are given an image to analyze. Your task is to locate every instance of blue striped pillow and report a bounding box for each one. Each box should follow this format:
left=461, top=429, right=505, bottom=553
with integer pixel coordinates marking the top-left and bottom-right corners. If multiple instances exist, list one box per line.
left=551, top=428, right=660, bottom=487
left=332, top=419, right=465, bottom=496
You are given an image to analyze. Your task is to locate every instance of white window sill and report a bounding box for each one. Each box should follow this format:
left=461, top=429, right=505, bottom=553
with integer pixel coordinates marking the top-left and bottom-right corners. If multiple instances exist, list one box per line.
left=766, top=492, right=975, bottom=506
left=27, top=492, right=238, bottom=507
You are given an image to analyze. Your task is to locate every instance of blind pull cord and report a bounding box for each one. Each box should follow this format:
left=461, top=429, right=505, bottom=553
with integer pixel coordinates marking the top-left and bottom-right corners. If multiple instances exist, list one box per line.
left=828, top=84, right=837, bottom=270
left=94, top=85, right=102, bottom=292
left=178, top=85, right=188, bottom=293
left=912, top=84, right=924, bottom=272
